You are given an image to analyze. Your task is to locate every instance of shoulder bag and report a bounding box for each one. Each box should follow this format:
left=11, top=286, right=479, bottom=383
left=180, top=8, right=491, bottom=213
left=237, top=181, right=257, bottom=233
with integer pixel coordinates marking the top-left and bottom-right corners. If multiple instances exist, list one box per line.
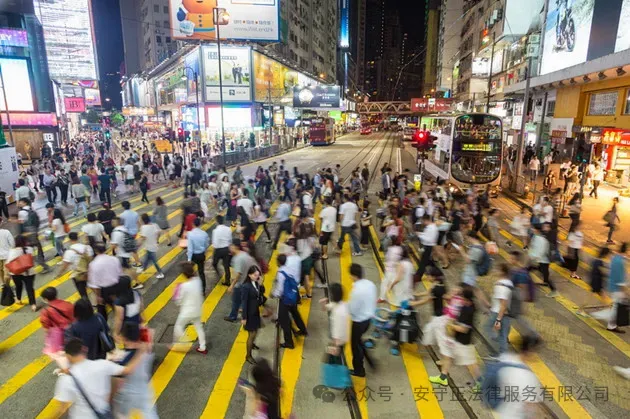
left=96, top=314, right=115, bottom=353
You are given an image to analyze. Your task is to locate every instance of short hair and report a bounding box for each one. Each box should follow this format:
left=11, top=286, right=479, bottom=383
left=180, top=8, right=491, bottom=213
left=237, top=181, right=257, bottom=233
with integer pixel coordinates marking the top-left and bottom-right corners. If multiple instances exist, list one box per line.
left=122, top=201, right=130, bottom=210
left=18, top=178, right=25, bottom=186
left=277, top=253, right=287, bottom=266
left=121, top=322, right=140, bottom=342
left=180, top=261, right=195, bottom=278
left=349, top=263, right=363, bottom=279
left=216, top=214, right=224, bottom=224
left=41, top=287, right=58, bottom=301
left=510, top=250, right=521, bottom=261
left=194, top=217, right=202, bottom=227
left=94, top=243, right=106, bottom=254
left=329, top=283, right=343, bottom=303
left=141, top=213, right=151, bottom=224
left=599, top=246, right=611, bottom=258
left=68, top=232, right=79, bottom=241
left=74, top=298, right=94, bottom=321
left=422, top=214, right=431, bottom=221
left=87, top=213, right=96, bottom=222
left=19, top=198, right=31, bottom=206
left=462, top=287, right=475, bottom=301
left=232, top=238, right=241, bottom=247
left=620, top=242, right=628, bottom=254
left=500, top=263, right=510, bottom=276
left=64, top=337, right=84, bottom=356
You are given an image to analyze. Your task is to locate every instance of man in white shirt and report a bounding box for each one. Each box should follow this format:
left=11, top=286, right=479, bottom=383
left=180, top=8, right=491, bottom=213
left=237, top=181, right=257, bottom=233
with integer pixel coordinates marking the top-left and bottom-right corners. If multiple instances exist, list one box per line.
left=348, top=263, right=377, bottom=377
left=415, top=214, right=439, bottom=281
left=319, top=197, right=337, bottom=259
left=272, top=253, right=308, bottom=349
left=336, top=195, right=363, bottom=256
left=59, top=232, right=93, bottom=300
left=52, top=338, right=147, bottom=419
left=541, top=198, right=553, bottom=224
left=211, top=215, right=233, bottom=286
left=589, top=163, right=604, bottom=199
left=88, top=243, right=123, bottom=318
left=81, top=213, right=107, bottom=247
left=236, top=189, right=254, bottom=218
left=124, top=161, right=136, bottom=192
left=301, top=187, right=313, bottom=215
left=14, top=179, right=32, bottom=202
left=136, top=213, right=164, bottom=279
left=485, top=264, right=514, bottom=356
left=528, top=156, right=540, bottom=181
left=272, top=196, right=293, bottom=250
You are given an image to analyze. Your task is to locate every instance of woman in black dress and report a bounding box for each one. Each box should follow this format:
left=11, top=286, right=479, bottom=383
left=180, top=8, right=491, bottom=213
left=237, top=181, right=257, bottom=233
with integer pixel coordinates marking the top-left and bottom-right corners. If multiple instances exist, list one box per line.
left=241, top=265, right=265, bottom=364
left=577, top=246, right=610, bottom=317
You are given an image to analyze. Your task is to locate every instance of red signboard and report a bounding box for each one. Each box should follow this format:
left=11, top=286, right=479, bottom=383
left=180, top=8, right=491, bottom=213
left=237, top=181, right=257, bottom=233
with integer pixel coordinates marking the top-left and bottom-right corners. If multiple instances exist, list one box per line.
left=411, top=98, right=453, bottom=113
left=64, top=97, right=86, bottom=113
left=601, top=128, right=630, bottom=147
left=1, top=112, right=57, bottom=126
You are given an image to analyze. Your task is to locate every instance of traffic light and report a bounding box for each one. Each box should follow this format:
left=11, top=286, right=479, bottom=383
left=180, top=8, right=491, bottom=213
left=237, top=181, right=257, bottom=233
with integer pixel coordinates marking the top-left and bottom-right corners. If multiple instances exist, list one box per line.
left=177, top=127, right=184, bottom=142
left=104, top=130, right=111, bottom=140
left=413, top=129, right=438, bottom=151
left=184, top=130, right=191, bottom=142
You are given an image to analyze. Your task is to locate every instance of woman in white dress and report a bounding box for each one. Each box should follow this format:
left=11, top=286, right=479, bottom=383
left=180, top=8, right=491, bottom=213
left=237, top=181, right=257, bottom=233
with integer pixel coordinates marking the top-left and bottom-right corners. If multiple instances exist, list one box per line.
left=379, top=243, right=402, bottom=303
left=386, top=247, right=414, bottom=307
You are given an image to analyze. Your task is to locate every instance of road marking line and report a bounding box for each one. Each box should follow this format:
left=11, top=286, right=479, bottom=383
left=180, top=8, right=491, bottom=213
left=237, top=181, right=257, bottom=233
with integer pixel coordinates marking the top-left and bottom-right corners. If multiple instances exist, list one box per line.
left=0, top=201, right=184, bottom=323
left=1, top=229, right=191, bottom=408
left=200, top=229, right=284, bottom=418
left=370, top=226, right=444, bottom=418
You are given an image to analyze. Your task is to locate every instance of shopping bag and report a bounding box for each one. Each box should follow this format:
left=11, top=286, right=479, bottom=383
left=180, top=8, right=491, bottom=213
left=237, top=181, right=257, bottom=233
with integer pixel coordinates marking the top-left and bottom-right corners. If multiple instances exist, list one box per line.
left=1, top=284, right=15, bottom=306
left=178, top=238, right=188, bottom=249
left=617, top=302, right=630, bottom=327
left=6, top=253, right=34, bottom=275
left=321, top=354, right=351, bottom=389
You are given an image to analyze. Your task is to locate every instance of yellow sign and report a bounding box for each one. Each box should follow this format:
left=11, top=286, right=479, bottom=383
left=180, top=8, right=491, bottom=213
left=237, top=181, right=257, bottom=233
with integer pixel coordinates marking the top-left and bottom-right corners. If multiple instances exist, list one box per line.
left=153, top=139, right=173, bottom=153
left=462, top=143, right=492, bottom=152
left=122, top=107, right=155, bottom=117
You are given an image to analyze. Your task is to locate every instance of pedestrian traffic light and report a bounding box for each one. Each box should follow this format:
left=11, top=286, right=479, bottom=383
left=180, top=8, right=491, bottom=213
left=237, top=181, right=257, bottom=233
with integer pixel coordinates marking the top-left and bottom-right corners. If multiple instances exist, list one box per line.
left=177, top=127, right=184, bottom=142
left=184, top=130, right=191, bottom=142
left=104, top=130, right=111, bottom=140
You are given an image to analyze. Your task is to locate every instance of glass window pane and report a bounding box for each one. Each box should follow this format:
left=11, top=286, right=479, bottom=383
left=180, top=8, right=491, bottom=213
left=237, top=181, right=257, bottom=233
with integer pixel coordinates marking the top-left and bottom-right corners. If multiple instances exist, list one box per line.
left=589, top=92, right=618, bottom=115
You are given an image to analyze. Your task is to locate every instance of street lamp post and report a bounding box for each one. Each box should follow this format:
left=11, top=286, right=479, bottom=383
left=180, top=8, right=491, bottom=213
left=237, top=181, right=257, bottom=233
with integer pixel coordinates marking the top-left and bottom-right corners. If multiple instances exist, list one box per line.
left=0, top=64, right=15, bottom=146
left=214, top=7, right=229, bottom=166
left=182, top=66, right=202, bottom=157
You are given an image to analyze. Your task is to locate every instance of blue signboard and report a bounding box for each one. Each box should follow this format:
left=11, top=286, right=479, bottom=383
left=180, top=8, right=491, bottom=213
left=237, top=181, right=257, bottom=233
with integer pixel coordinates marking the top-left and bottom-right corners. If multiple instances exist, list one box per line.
left=339, top=0, right=349, bottom=48
left=293, top=85, right=341, bottom=108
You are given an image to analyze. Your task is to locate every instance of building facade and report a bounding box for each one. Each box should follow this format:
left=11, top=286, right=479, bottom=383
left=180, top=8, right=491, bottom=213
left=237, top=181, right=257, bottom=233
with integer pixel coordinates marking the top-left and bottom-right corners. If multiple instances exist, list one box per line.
left=436, top=0, right=464, bottom=97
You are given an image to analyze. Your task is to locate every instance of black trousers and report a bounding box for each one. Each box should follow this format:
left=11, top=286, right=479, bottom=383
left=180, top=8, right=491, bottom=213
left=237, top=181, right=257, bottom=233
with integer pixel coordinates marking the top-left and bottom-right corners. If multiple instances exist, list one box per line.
left=530, top=263, right=554, bottom=291
left=97, top=283, right=120, bottom=319
left=415, top=245, right=434, bottom=281
left=59, top=184, right=69, bottom=204
left=13, top=274, right=35, bottom=305
left=278, top=302, right=307, bottom=347
left=73, top=278, right=89, bottom=300
left=99, top=188, right=112, bottom=206
left=212, top=247, right=231, bottom=284
left=273, top=220, right=293, bottom=249
left=191, top=252, right=207, bottom=292
left=351, top=319, right=374, bottom=375
left=45, top=186, right=57, bottom=204
left=590, top=180, right=600, bottom=198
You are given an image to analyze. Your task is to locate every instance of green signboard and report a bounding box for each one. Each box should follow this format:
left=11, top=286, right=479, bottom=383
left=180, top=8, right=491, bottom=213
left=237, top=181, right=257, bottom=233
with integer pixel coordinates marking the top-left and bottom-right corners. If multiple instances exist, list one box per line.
left=329, top=110, right=342, bottom=121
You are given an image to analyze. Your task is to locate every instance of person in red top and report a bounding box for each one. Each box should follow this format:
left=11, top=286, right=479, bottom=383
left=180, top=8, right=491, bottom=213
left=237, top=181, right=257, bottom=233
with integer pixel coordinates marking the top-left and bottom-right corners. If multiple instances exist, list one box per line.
left=183, top=209, right=197, bottom=235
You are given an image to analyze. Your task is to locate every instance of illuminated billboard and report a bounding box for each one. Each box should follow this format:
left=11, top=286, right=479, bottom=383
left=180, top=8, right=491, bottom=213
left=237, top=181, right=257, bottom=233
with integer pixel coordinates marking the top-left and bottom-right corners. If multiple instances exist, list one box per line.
left=616, top=0, right=630, bottom=52
left=293, top=86, right=341, bottom=109
left=252, top=52, right=318, bottom=104
left=169, top=0, right=279, bottom=42
left=34, top=0, right=98, bottom=81
left=84, top=88, right=101, bottom=106
left=201, top=45, right=251, bottom=102
left=540, top=0, right=594, bottom=75
left=0, top=58, right=34, bottom=112
left=339, top=0, right=349, bottom=48
left=64, top=97, right=85, bottom=113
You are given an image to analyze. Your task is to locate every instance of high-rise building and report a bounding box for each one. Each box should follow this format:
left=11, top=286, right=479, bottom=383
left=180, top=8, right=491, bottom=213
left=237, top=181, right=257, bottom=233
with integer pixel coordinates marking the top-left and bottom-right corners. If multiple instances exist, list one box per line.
left=436, top=0, right=464, bottom=97
left=380, top=8, right=402, bottom=100
left=364, top=0, right=385, bottom=98
left=422, top=0, right=440, bottom=96
left=120, top=0, right=180, bottom=74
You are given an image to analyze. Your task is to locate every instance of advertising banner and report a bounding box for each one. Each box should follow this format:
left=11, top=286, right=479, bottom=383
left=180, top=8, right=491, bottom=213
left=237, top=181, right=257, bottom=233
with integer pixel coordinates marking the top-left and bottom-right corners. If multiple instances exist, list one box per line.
left=0, top=58, right=34, bottom=111
left=540, top=0, right=595, bottom=75
left=169, top=0, right=279, bottom=42
left=0, top=28, right=28, bottom=47
left=202, top=45, right=251, bottom=102
left=1, top=112, right=57, bottom=126
left=84, top=88, right=102, bottom=107
left=184, top=50, right=201, bottom=103
left=617, top=0, right=630, bottom=52
left=64, top=97, right=86, bottom=113
left=503, top=0, right=545, bottom=36
left=411, top=98, right=453, bottom=113
left=252, top=52, right=318, bottom=104
left=293, top=86, right=340, bottom=109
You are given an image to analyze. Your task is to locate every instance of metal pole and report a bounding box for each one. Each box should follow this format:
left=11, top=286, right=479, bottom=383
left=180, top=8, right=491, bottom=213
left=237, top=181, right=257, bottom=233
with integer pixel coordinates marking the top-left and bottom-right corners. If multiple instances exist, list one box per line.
left=0, top=65, right=15, bottom=146
left=215, top=8, right=227, bottom=166
left=512, top=55, right=533, bottom=191
left=195, top=71, right=202, bottom=156
left=485, top=32, right=496, bottom=112
left=268, top=80, right=272, bottom=147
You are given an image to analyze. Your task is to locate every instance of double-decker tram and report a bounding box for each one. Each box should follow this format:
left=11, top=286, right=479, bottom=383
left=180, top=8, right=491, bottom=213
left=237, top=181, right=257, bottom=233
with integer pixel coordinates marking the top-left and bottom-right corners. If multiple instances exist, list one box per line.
left=420, top=113, right=503, bottom=191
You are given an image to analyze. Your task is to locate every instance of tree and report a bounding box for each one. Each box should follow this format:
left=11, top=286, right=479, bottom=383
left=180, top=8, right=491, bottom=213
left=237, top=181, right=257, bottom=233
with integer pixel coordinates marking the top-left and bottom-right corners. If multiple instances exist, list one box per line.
left=111, top=112, right=125, bottom=127
left=81, top=109, right=100, bottom=124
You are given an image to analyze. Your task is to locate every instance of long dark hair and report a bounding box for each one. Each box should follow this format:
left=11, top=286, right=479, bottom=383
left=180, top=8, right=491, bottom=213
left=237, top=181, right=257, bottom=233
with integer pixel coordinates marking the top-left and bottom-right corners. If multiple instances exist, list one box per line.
left=53, top=208, right=66, bottom=224
left=116, top=276, right=135, bottom=306
left=251, top=358, right=280, bottom=415
left=245, top=265, right=261, bottom=284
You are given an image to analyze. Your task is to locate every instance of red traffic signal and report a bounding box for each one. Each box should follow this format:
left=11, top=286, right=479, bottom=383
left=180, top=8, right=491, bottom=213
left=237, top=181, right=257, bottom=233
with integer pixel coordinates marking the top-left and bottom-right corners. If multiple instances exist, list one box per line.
left=177, top=127, right=184, bottom=142
left=412, top=129, right=428, bottom=148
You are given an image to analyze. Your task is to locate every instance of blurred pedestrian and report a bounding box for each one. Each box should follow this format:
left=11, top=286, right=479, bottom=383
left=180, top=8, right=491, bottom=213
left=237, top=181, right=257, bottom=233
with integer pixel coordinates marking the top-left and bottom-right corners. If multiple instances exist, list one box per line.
left=172, top=262, right=207, bottom=354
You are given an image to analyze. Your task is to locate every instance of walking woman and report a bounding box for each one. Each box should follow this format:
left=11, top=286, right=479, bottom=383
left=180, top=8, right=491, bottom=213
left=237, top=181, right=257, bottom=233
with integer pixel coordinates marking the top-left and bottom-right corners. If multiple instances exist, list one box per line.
left=70, top=178, right=88, bottom=217
left=50, top=209, right=67, bottom=257
left=228, top=182, right=240, bottom=225
left=153, top=196, right=172, bottom=246
left=605, top=197, right=621, bottom=244
left=173, top=262, right=207, bottom=354
left=239, top=358, right=280, bottom=419
left=7, top=235, right=37, bottom=311
left=139, top=173, right=150, bottom=204
left=113, top=276, right=143, bottom=342
left=567, top=193, right=582, bottom=232
left=241, top=265, right=266, bottom=364
left=253, top=197, right=272, bottom=243
left=565, top=221, right=584, bottom=279
left=65, top=298, right=111, bottom=360
left=577, top=246, right=610, bottom=317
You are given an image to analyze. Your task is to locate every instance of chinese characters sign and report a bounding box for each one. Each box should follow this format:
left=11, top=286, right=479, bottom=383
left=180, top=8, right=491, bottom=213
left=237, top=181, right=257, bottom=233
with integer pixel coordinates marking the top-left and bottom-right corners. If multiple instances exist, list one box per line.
left=411, top=98, right=453, bottom=113
left=601, top=129, right=630, bottom=146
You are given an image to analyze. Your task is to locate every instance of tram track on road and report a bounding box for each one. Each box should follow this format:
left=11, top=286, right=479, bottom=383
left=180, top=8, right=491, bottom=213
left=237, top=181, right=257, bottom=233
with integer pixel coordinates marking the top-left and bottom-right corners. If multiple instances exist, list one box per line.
left=338, top=133, right=387, bottom=185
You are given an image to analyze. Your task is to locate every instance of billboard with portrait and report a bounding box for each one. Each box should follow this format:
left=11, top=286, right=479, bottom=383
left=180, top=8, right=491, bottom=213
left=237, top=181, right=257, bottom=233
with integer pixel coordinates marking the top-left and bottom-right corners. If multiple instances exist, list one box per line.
left=540, top=0, right=594, bottom=75
left=33, top=0, right=98, bottom=81
left=0, top=58, right=34, bottom=112
left=252, top=52, right=318, bottom=104
left=202, top=45, right=251, bottom=102
left=169, top=0, right=279, bottom=42
left=293, top=86, right=340, bottom=109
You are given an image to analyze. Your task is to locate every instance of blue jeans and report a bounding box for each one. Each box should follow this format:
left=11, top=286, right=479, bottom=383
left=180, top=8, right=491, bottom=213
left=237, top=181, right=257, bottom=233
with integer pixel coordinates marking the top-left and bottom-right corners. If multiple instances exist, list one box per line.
left=485, top=311, right=511, bottom=355
left=142, top=251, right=162, bottom=273
left=73, top=200, right=88, bottom=217
left=228, top=285, right=242, bottom=320
left=337, top=225, right=361, bottom=253
left=55, top=236, right=65, bottom=257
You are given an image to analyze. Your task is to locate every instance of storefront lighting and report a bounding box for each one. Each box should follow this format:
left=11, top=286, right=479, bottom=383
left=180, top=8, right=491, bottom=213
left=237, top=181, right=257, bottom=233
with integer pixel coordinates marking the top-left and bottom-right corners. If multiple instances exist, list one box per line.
left=598, top=72, right=607, bottom=80
left=569, top=78, right=576, bottom=85
left=583, top=75, right=591, bottom=83
left=617, top=67, right=627, bottom=77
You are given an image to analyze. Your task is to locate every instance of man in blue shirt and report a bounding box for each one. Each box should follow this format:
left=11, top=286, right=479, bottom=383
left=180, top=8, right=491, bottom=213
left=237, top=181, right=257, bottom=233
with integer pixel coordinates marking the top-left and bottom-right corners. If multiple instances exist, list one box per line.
left=120, top=201, right=139, bottom=236
left=608, top=243, right=628, bottom=333
left=98, top=171, right=112, bottom=206
left=272, top=196, right=292, bottom=250
left=187, top=218, right=210, bottom=294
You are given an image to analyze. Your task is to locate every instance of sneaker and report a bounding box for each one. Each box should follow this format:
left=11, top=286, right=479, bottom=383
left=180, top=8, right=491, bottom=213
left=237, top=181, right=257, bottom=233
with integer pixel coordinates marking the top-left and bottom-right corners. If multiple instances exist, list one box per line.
left=136, top=267, right=144, bottom=274
left=315, top=283, right=327, bottom=289
left=132, top=283, right=144, bottom=290
left=428, top=375, right=448, bottom=386
left=156, top=272, right=165, bottom=279
left=547, top=291, right=559, bottom=298
left=471, top=382, right=482, bottom=393
left=196, top=347, right=208, bottom=355
left=352, top=252, right=364, bottom=256
left=613, top=366, right=630, bottom=380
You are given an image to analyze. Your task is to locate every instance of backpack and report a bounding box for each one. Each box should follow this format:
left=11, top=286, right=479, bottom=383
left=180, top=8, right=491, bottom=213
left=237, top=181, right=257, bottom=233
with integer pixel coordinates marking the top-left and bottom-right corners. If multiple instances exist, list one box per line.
left=23, top=209, right=40, bottom=233
left=512, top=268, right=536, bottom=303
left=28, top=190, right=35, bottom=202
left=499, top=282, right=521, bottom=318
left=279, top=271, right=299, bottom=306
left=70, top=247, right=93, bottom=281
left=481, top=361, right=531, bottom=410
left=122, top=231, right=137, bottom=253
left=474, top=245, right=492, bottom=276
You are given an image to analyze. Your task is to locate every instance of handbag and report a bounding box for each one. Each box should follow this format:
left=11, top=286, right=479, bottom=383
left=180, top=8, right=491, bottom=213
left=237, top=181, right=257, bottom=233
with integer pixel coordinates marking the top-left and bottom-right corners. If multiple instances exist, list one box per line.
left=178, top=238, right=188, bottom=248
left=321, top=353, right=351, bottom=389
left=1, top=284, right=15, bottom=306
left=617, top=302, right=630, bottom=328
left=96, top=314, right=115, bottom=353
left=68, top=373, right=114, bottom=419
left=6, top=250, right=34, bottom=275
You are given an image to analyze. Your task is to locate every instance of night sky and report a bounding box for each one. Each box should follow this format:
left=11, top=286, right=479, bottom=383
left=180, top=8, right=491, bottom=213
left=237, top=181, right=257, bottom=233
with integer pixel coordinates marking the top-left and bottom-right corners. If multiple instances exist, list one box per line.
left=394, top=0, right=425, bottom=45
left=92, top=0, right=124, bottom=110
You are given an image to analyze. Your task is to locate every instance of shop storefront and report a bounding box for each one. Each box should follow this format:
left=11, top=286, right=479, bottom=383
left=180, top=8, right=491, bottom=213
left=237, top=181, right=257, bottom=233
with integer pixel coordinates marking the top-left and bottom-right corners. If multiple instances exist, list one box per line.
left=205, top=105, right=254, bottom=153
left=591, top=128, right=630, bottom=185
left=2, top=112, right=58, bottom=159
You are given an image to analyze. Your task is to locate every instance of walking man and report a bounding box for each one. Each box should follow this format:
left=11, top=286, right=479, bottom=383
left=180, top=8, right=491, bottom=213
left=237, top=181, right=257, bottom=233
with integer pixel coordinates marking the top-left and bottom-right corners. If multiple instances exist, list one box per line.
left=187, top=218, right=210, bottom=294
left=348, top=263, right=377, bottom=377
